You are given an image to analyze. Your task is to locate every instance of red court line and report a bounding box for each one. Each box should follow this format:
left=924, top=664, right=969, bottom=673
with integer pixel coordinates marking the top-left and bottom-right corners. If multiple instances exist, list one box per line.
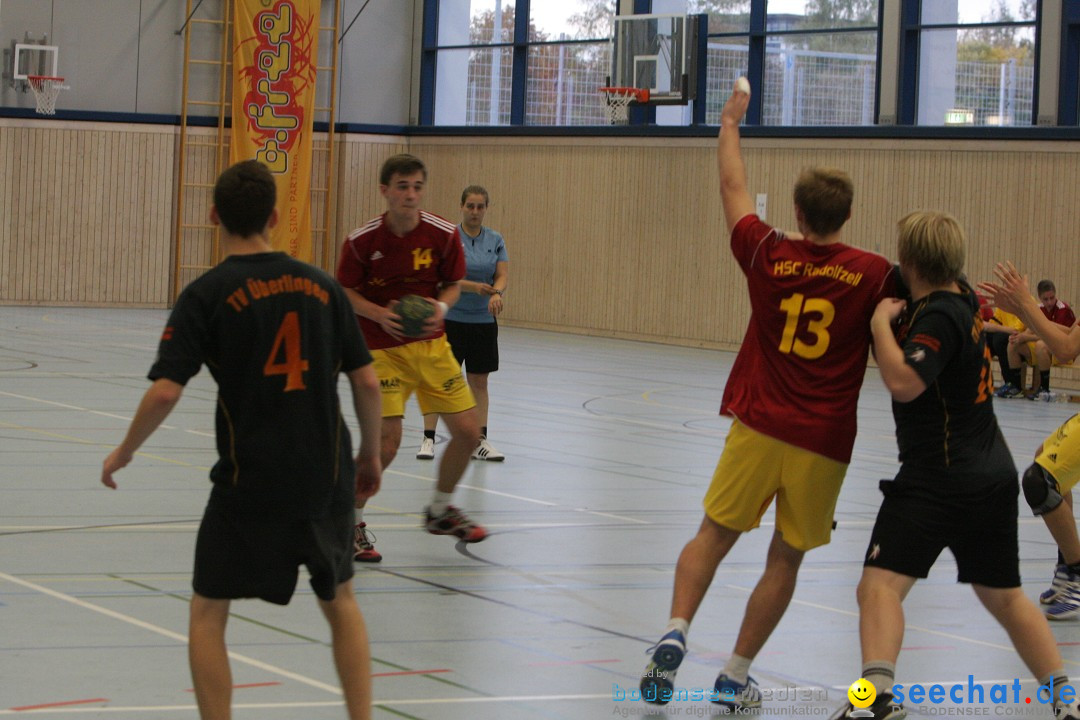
left=527, top=659, right=620, bottom=667
left=185, top=682, right=282, bottom=692
left=11, top=698, right=108, bottom=711
left=372, top=669, right=451, bottom=678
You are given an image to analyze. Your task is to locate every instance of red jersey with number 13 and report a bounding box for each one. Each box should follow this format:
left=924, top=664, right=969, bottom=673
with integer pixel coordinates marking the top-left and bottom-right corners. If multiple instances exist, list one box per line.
left=721, top=215, right=895, bottom=464
left=337, top=211, right=466, bottom=350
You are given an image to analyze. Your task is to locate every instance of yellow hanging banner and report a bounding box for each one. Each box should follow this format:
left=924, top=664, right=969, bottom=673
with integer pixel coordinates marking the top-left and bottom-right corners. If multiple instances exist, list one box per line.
left=231, top=0, right=320, bottom=261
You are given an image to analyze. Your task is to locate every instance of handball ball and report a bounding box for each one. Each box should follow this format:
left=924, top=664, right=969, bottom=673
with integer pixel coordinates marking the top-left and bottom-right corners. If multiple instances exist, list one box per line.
left=395, top=295, right=435, bottom=337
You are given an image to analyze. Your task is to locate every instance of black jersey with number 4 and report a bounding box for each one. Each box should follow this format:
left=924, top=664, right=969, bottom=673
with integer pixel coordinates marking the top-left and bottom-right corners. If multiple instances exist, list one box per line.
left=891, top=281, right=1016, bottom=495
left=149, top=252, right=372, bottom=518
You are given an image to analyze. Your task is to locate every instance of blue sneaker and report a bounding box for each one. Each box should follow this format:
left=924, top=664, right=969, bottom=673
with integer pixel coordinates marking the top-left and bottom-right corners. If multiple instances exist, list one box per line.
left=639, top=629, right=686, bottom=705
left=713, top=673, right=762, bottom=710
left=1045, top=572, right=1080, bottom=621
left=1041, top=564, right=1071, bottom=605
left=994, top=383, right=1024, bottom=399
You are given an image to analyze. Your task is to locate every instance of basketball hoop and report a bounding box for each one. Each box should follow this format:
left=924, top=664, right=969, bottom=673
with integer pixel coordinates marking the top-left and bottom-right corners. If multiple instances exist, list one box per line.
left=26, top=75, right=68, bottom=116
left=599, top=86, right=649, bottom=125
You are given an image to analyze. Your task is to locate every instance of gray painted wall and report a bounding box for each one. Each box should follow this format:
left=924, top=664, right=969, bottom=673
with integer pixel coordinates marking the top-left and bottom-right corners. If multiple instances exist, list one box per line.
left=0, top=0, right=417, bottom=125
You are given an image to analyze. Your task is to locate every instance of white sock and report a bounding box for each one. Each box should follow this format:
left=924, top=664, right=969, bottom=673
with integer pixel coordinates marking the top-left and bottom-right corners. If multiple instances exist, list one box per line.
left=665, top=617, right=690, bottom=638
left=429, top=491, right=453, bottom=516
left=863, top=660, right=896, bottom=700
left=722, top=653, right=752, bottom=684
left=355, top=508, right=365, bottom=525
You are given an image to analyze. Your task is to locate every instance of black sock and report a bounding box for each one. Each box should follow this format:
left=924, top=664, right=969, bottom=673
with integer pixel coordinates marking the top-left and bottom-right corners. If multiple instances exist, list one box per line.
left=1059, top=550, right=1067, bottom=566
left=424, top=429, right=435, bottom=440
left=481, top=426, right=488, bottom=438
left=1042, top=370, right=1051, bottom=391
left=1003, top=367, right=1021, bottom=386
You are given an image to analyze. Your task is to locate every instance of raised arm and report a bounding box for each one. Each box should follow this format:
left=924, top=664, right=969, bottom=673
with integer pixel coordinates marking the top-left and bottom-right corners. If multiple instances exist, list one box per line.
left=980, top=263, right=1080, bottom=362
left=717, top=78, right=756, bottom=234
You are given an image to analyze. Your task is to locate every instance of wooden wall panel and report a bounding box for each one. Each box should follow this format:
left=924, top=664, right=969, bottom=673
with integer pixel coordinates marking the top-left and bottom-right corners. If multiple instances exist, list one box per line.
left=0, top=120, right=175, bottom=306
left=332, top=134, right=410, bottom=259
left=3, top=118, right=1080, bottom=383
left=409, top=136, right=1080, bottom=355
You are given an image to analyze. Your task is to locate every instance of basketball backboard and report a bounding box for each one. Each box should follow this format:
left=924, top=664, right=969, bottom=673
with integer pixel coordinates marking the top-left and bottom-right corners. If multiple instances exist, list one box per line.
left=610, top=13, right=697, bottom=105
left=12, top=42, right=58, bottom=81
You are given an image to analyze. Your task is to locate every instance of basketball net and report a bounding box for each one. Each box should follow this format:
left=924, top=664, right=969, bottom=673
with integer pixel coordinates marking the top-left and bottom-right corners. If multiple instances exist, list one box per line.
left=600, top=87, right=648, bottom=125
left=27, top=76, right=68, bottom=116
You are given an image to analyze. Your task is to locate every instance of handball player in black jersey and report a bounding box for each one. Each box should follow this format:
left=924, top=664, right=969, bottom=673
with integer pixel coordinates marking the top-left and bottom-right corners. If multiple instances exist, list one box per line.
left=101, top=160, right=382, bottom=720
left=832, top=211, right=1078, bottom=720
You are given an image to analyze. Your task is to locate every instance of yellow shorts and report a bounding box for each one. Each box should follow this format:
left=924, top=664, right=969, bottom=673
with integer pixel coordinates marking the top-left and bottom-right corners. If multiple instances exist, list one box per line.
left=372, top=336, right=475, bottom=418
left=703, top=420, right=847, bottom=551
left=1035, top=413, right=1080, bottom=493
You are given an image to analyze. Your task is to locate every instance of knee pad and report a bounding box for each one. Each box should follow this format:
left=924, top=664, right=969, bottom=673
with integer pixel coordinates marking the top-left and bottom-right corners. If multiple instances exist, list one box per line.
left=1022, top=463, right=1064, bottom=516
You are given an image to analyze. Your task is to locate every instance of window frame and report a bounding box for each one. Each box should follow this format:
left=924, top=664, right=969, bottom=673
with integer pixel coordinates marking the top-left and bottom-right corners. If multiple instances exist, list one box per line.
left=421, top=0, right=622, bottom=127
left=897, top=0, right=1041, bottom=127
left=416, top=0, right=1080, bottom=134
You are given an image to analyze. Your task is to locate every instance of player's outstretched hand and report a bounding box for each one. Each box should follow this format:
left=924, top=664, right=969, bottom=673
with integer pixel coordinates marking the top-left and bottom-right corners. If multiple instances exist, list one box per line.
left=720, top=78, right=751, bottom=127
left=101, top=447, right=133, bottom=489
left=355, top=454, right=381, bottom=502
left=977, top=262, right=1029, bottom=317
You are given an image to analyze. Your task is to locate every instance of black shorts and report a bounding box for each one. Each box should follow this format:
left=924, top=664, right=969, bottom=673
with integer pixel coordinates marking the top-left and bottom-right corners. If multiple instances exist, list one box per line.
left=192, top=501, right=355, bottom=605
left=863, top=479, right=1020, bottom=588
left=445, top=319, right=499, bottom=374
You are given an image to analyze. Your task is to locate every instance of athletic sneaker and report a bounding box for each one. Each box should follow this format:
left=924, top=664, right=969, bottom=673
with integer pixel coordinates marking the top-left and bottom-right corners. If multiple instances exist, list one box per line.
left=424, top=505, right=487, bottom=542
left=994, top=383, right=1024, bottom=399
left=1045, top=573, right=1080, bottom=620
left=639, top=629, right=686, bottom=705
left=1041, top=564, right=1071, bottom=604
left=1030, top=390, right=1055, bottom=402
left=353, top=522, right=381, bottom=563
left=713, top=673, right=762, bottom=710
left=1055, top=699, right=1080, bottom=720
left=471, top=437, right=505, bottom=461
left=830, top=693, right=906, bottom=720
left=416, top=437, right=435, bottom=460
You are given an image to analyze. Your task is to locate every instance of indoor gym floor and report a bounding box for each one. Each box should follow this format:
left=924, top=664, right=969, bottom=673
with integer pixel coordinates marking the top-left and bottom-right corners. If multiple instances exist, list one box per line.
left=1, top=306, right=1078, bottom=719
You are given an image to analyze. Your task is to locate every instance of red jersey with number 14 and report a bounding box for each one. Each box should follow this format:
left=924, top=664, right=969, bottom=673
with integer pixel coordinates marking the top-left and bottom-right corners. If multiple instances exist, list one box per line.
left=337, top=211, right=466, bottom=350
left=720, top=215, right=895, bottom=463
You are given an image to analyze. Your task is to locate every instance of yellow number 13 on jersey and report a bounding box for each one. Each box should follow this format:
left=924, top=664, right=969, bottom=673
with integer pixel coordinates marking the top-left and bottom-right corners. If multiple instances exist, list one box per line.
left=778, top=293, right=835, bottom=360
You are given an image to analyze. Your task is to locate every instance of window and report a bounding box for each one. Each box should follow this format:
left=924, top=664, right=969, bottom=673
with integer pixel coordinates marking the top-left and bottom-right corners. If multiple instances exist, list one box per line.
left=690, top=0, right=879, bottom=126
left=428, top=0, right=613, bottom=126
left=421, top=1, right=1064, bottom=130
left=761, top=2, right=878, bottom=126
left=910, top=0, right=1036, bottom=126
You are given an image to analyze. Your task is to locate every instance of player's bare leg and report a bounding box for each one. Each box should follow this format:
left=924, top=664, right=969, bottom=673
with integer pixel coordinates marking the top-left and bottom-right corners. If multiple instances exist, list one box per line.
left=319, top=582, right=373, bottom=720
left=670, top=516, right=741, bottom=622
left=435, top=409, right=480, bottom=493
left=189, top=594, right=232, bottom=720
left=976, top=584, right=1064, bottom=680
left=731, top=531, right=805, bottom=659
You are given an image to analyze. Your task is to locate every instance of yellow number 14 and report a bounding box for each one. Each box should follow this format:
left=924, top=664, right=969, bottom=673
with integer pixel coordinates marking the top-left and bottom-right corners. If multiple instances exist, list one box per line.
left=778, top=293, right=835, bottom=360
